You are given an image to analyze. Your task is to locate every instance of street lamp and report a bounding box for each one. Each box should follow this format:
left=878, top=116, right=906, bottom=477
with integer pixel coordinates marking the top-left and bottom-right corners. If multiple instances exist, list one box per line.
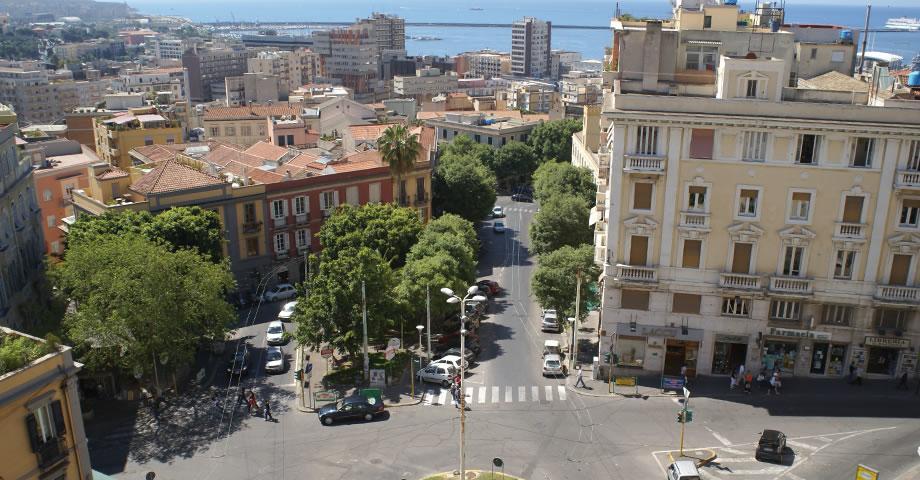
left=441, top=285, right=486, bottom=480
left=416, top=325, right=425, bottom=357
left=568, top=317, right=576, bottom=372
left=413, top=325, right=425, bottom=398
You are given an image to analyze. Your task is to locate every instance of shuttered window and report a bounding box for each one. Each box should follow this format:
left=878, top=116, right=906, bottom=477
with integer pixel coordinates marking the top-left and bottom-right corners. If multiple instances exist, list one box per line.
left=629, top=235, right=649, bottom=266
left=689, top=129, right=714, bottom=159
left=672, top=293, right=701, bottom=314
left=682, top=240, right=702, bottom=269
left=621, top=289, right=650, bottom=311
left=633, top=183, right=653, bottom=210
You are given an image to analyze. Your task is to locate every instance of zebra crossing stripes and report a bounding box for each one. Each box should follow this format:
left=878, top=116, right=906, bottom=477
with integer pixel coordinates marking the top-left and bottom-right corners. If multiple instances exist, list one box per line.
left=420, top=384, right=569, bottom=407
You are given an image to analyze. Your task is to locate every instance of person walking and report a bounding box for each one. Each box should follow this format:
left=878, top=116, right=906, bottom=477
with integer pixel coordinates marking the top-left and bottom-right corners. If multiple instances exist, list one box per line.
left=450, top=383, right=460, bottom=408
left=263, top=399, right=274, bottom=421
left=680, top=364, right=689, bottom=387
left=247, top=391, right=258, bottom=414
left=574, top=366, right=587, bottom=388
left=848, top=362, right=856, bottom=383
left=744, top=372, right=753, bottom=394
left=896, top=372, right=909, bottom=390
left=737, top=364, right=745, bottom=380
left=730, top=371, right=738, bottom=390
left=769, top=371, right=782, bottom=395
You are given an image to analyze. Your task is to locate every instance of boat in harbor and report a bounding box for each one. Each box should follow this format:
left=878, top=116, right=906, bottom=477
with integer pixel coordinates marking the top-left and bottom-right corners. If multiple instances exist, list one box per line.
left=884, top=17, right=920, bottom=31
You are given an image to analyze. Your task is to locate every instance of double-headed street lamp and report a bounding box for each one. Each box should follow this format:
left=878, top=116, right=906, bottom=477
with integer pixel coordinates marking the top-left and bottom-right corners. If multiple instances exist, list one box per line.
left=440, top=285, right=486, bottom=480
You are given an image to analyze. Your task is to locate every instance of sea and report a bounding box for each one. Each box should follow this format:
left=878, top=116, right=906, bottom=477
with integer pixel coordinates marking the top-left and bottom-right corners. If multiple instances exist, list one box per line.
left=128, top=0, right=920, bottom=65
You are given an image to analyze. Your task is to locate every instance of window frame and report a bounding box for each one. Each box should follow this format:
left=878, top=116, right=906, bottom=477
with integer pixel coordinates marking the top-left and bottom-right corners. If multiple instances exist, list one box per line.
left=833, top=249, right=857, bottom=280
left=273, top=232, right=288, bottom=253
left=631, top=181, right=655, bottom=212
left=899, top=197, right=920, bottom=228
left=634, top=125, right=660, bottom=156
left=849, top=137, right=875, bottom=168
left=271, top=199, right=286, bottom=219
left=734, top=185, right=763, bottom=220
left=786, top=189, right=815, bottom=224
left=795, top=134, right=821, bottom=165
left=721, top=296, right=751, bottom=317
left=781, top=244, right=806, bottom=277
left=293, top=196, right=308, bottom=216
left=685, top=45, right=719, bottom=71
left=740, top=130, right=768, bottom=162
left=769, top=300, right=801, bottom=321
left=821, top=304, right=853, bottom=326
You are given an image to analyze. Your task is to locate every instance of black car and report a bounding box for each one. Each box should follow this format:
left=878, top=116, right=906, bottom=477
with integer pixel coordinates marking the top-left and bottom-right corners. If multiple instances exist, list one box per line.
left=317, top=395, right=385, bottom=425
left=755, top=430, right=788, bottom=463
left=226, top=348, right=250, bottom=377
left=511, top=193, right=533, bottom=202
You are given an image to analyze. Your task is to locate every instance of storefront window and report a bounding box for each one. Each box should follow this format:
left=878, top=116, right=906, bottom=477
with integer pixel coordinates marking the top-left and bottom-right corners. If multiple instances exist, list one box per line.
left=616, top=337, right=646, bottom=367
left=763, top=341, right=797, bottom=372
left=866, top=347, right=899, bottom=375
left=827, top=345, right=847, bottom=376
left=712, top=340, right=748, bottom=375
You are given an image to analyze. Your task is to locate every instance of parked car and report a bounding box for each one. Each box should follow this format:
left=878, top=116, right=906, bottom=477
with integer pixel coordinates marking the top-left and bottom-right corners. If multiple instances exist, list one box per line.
left=433, top=336, right=482, bottom=355
left=476, top=280, right=501, bottom=297
left=542, top=354, right=565, bottom=377
left=435, top=347, right=476, bottom=364
left=755, top=430, right=789, bottom=463
left=278, top=301, right=297, bottom=321
left=541, top=311, right=562, bottom=333
left=226, top=347, right=250, bottom=377
left=264, top=346, right=286, bottom=374
left=543, top=339, right=562, bottom=358
left=666, top=460, right=701, bottom=480
left=511, top=193, right=533, bottom=202
left=491, top=206, right=504, bottom=218
left=417, top=363, right=456, bottom=387
left=317, top=395, right=385, bottom=425
left=430, top=354, right=469, bottom=371
left=265, top=321, right=287, bottom=346
left=263, top=283, right=296, bottom=302
left=493, top=221, right=506, bottom=233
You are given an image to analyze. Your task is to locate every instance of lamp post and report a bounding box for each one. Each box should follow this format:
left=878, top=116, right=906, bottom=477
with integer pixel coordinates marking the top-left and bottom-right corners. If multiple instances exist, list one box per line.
left=441, top=285, right=487, bottom=480
left=412, top=325, right=424, bottom=398
left=567, top=317, right=576, bottom=372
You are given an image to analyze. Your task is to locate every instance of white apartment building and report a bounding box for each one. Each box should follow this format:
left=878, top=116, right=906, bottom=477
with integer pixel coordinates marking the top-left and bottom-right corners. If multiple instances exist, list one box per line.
left=148, top=37, right=188, bottom=60
left=356, top=12, right=406, bottom=52
left=116, top=67, right=190, bottom=101
left=0, top=66, right=111, bottom=124
left=425, top=112, right=543, bottom=149
left=580, top=0, right=920, bottom=382
left=393, top=67, right=459, bottom=99
left=248, top=49, right=322, bottom=96
left=312, top=24, right=380, bottom=99
left=502, top=80, right=558, bottom=113
left=457, top=50, right=508, bottom=80
left=511, top=17, right=551, bottom=79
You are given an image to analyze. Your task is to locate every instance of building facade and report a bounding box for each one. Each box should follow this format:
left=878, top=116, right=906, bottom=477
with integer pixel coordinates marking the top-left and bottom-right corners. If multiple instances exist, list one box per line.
left=393, top=68, right=459, bottom=99
left=182, top=47, right=254, bottom=101
left=455, top=50, right=509, bottom=80
left=201, top=102, right=304, bottom=146
left=511, top=17, right=552, bottom=79
left=93, top=109, right=183, bottom=169
left=0, top=65, right=109, bottom=124
left=116, top=67, right=190, bottom=101
left=426, top=112, right=543, bottom=149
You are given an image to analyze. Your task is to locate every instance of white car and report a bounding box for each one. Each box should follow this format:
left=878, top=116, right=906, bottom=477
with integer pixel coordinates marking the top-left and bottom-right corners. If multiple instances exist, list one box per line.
left=266, top=321, right=286, bottom=346
left=492, top=206, right=504, bottom=218
left=492, top=221, right=506, bottom=233
left=541, top=311, right=561, bottom=333
left=666, top=460, right=701, bottom=480
left=278, top=301, right=297, bottom=321
left=264, top=346, right=286, bottom=374
left=542, top=354, right=565, bottom=377
left=430, top=354, right=468, bottom=371
left=417, top=363, right=455, bottom=387
left=263, top=283, right=296, bottom=302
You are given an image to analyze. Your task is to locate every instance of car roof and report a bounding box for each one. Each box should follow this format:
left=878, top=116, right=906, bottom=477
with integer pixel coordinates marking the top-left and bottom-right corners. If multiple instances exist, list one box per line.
left=544, top=340, right=560, bottom=347
left=760, top=430, right=785, bottom=440
left=267, top=346, right=282, bottom=354
left=544, top=354, right=562, bottom=361
left=671, top=460, right=699, bottom=474
left=342, top=395, right=367, bottom=404
left=268, top=320, right=283, bottom=327
left=275, top=283, right=293, bottom=288
left=438, top=355, right=461, bottom=361
left=283, top=301, right=297, bottom=308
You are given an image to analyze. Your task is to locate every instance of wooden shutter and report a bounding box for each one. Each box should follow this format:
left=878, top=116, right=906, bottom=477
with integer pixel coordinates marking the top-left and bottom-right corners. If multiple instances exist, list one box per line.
left=889, top=255, right=911, bottom=285
left=682, top=240, right=702, bottom=268
left=51, top=400, right=66, bottom=436
left=633, top=183, right=653, bottom=210
left=689, top=129, right=714, bottom=159
left=26, top=413, right=40, bottom=452
left=731, top=243, right=752, bottom=274
left=842, top=196, right=863, bottom=223
left=672, top=293, right=701, bottom=314
left=629, top=236, right=649, bottom=266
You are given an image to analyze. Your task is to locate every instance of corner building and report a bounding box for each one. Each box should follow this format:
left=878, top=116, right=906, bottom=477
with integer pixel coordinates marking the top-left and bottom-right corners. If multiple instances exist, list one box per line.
left=588, top=0, right=920, bottom=380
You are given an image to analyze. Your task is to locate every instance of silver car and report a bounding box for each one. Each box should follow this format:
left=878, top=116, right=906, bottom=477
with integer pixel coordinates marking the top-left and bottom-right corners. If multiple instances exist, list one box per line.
left=417, top=363, right=456, bottom=388
left=265, top=346, right=286, bottom=374
left=542, top=354, right=565, bottom=377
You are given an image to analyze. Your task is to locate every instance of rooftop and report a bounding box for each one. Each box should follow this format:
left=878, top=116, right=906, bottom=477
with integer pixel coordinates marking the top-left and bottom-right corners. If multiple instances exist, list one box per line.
left=130, top=158, right=225, bottom=195
left=798, top=71, right=869, bottom=93
left=0, top=328, right=60, bottom=377
left=203, top=103, right=303, bottom=121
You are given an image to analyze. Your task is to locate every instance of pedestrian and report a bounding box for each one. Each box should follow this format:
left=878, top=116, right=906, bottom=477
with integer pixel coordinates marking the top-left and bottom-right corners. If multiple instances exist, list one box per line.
left=848, top=362, right=856, bottom=383
left=247, top=391, right=257, bottom=414
left=744, top=372, right=753, bottom=394
left=680, top=364, right=689, bottom=387
left=451, top=383, right=460, bottom=408
left=237, top=388, right=247, bottom=407
left=854, top=366, right=863, bottom=386
left=574, top=366, right=587, bottom=388
left=757, top=368, right=768, bottom=392
left=769, top=371, right=781, bottom=395
left=730, top=371, right=737, bottom=390
left=263, top=400, right=273, bottom=421
left=738, top=364, right=746, bottom=379
left=896, top=372, right=909, bottom=390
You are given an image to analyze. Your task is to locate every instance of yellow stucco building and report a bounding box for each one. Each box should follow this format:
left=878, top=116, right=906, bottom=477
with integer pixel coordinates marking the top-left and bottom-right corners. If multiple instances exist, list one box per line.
left=93, top=108, right=182, bottom=170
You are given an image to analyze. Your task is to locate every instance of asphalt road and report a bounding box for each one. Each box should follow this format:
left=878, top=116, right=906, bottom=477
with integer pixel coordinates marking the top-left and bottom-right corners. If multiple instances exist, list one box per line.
left=101, top=196, right=920, bottom=480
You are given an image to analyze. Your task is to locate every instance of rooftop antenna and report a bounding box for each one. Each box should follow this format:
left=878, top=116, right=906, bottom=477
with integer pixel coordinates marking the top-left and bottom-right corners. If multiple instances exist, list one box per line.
left=858, top=0, right=871, bottom=76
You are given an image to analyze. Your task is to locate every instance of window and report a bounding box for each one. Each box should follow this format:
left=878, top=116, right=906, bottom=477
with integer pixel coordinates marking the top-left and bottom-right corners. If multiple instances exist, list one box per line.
left=821, top=305, right=853, bottom=326
left=346, top=186, right=359, bottom=205
left=632, top=183, right=653, bottom=210
left=782, top=245, right=805, bottom=276
left=210, top=127, right=220, bottom=137
left=42, top=189, right=52, bottom=201
left=790, top=192, right=811, bottom=221
left=241, top=126, right=252, bottom=137
left=369, top=182, right=381, bottom=203
left=688, top=186, right=706, bottom=211
left=744, top=79, right=760, bottom=98
left=689, top=129, right=714, bottom=159
left=703, top=15, right=712, bottom=28
left=810, top=48, right=818, bottom=60
left=685, top=45, right=718, bottom=71
left=834, top=250, right=856, bottom=279
left=628, top=235, right=649, bottom=266
left=889, top=254, right=912, bottom=285
left=741, top=131, right=768, bottom=162
left=27, top=400, right=65, bottom=450
left=738, top=189, right=759, bottom=217
left=621, top=289, right=650, bottom=311
left=487, top=137, right=493, bottom=145
left=320, top=191, right=337, bottom=211
left=293, top=196, right=307, bottom=216
left=722, top=297, right=750, bottom=317
left=672, top=293, right=701, bottom=314
left=225, top=126, right=236, bottom=136
left=874, top=309, right=907, bottom=331
left=635, top=126, right=659, bottom=155
left=850, top=138, right=874, bottom=167
left=796, top=134, right=821, bottom=164
left=731, top=242, right=753, bottom=274
left=296, top=229, right=310, bottom=248
left=501, top=137, right=507, bottom=146
left=51, top=241, right=60, bottom=254
left=908, top=140, right=920, bottom=171
left=246, top=238, right=259, bottom=257
left=278, top=135, right=286, bottom=146
left=243, top=202, right=256, bottom=223
left=842, top=196, right=864, bottom=223
left=474, top=134, right=481, bottom=143
left=899, top=199, right=920, bottom=227
left=273, top=233, right=288, bottom=253
left=441, top=129, right=447, bottom=139
left=46, top=215, right=55, bottom=228
left=681, top=239, right=702, bottom=268
left=770, top=300, right=801, bottom=321
left=258, top=126, right=266, bottom=136
left=271, top=199, right=286, bottom=219
left=144, top=136, right=153, bottom=146
left=287, top=135, right=294, bottom=146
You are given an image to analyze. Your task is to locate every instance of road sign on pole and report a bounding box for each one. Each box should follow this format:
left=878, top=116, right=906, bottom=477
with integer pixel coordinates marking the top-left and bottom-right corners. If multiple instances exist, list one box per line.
left=320, top=348, right=334, bottom=358
left=855, top=464, right=879, bottom=480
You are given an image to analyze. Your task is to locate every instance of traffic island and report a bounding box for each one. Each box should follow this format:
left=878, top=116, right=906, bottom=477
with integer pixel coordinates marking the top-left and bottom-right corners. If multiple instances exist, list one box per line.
left=420, top=470, right=525, bottom=480
left=667, top=449, right=718, bottom=467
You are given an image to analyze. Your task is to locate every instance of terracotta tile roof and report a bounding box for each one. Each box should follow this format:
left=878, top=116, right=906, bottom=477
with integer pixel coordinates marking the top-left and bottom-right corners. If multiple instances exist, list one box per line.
left=799, top=71, right=869, bottom=93
left=96, top=167, right=130, bottom=180
left=203, top=103, right=303, bottom=121
left=204, top=144, right=265, bottom=169
left=244, top=141, right=289, bottom=162
left=285, top=151, right=321, bottom=169
left=132, top=144, right=182, bottom=164
left=348, top=123, right=395, bottom=141
left=130, top=159, right=224, bottom=195
left=312, top=150, right=384, bottom=173
left=417, top=110, right=524, bottom=121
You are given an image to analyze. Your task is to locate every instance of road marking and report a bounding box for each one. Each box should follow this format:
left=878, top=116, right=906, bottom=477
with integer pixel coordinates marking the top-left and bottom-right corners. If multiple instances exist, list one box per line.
left=705, top=426, right=733, bottom=446
left=478, top=387, right=487, bottom=404
left=491, top=386, right=500, bottom=403
left=783, top=473, right=806, bottom=480
left=712, top=457, right=758, bottom=463
left=786, top=440, right=818, bottom=451
left=518, top=386, right=526, bottom=401
left=815, top=437, right=833, bottom=443
left=532, top=386, right=540, bottom=401
left=278, top=383, right=296, bottom=387
left=545, top=385, right=553, bottom=401
left=437, top=390, right=447, bottom=406
left=557, top=385, right=567, bottom=401
left=465, top=387, right=474, bottom=403
left=723, top=467, right=787, bottom=475
left=505, top=386, right=513, bottom=403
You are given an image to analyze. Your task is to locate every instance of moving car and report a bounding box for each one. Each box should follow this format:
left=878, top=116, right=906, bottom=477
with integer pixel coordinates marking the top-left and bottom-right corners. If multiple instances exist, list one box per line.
left=265, top=321, right=287, bottom=345
left=430, top=354, right=468, bottom=371
left=264, top=346, right=286, bottom=374
left=278, top=301, right=297, bottom=321
left=317, top=395, right=385, bottom=425
left=492, top=206, right=504, bottom=218
left=263, top=283, right=296, bottom=302
left=511, top=193, right=532, bottom=202
left=226, top=347, right=250, bottom=377
left=541, top=310, right=562, bottom=333
left=666, top=460, right=701, bottom=480
left=492, top=221, right=506, bottom=233
left=755, top=430, right=789, bottom=463
left=476, top=279, right=501, bottom=297
left=542, top=354, right=565, bottom=377
left=417, top=363, right=456, bottom=387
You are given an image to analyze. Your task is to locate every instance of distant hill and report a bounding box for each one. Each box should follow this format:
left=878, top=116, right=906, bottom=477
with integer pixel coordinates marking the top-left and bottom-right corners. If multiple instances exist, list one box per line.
left=0, top=0, right=134, bottom=22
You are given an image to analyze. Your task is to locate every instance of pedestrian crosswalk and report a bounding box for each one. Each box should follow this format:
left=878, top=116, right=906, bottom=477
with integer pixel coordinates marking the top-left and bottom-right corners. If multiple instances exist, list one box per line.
left=420, top=385, right=568, bottom=407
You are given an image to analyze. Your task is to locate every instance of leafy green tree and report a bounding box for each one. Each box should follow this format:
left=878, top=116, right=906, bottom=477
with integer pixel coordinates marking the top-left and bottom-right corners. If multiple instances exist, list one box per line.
left=293, top=247, right=398, bottom=358
left=318, top=203, right=423, bottom=266
left=527, top=118, right=583, bottom=163
left=487, top=141, right=538, bottom=188
left=378, top=124, right=421, bottom=202
left=420, top=213, right=479, bottom=257
left=53, top=234, right=236, bottom=384
left=440, top=135, right=494, bottom=166
left=532, top=162, right=597, bottom=206
left=529, top=194, right=593, bottom=255
left=532, top=245, right=600, bottom=320
left=432, top=152, right=497, bottom=222
left=396, top=253, right=468, bottom=321
left=408, top=228, right=477, bottom=283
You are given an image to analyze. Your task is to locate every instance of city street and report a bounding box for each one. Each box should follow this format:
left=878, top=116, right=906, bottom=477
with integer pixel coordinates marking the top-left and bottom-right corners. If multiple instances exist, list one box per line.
left=90, top=196, right=920, bottom=480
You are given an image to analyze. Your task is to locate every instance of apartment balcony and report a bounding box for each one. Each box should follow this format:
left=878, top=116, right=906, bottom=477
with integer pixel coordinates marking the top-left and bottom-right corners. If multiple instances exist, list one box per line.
left=623, top=154, right=666, bottom=174
left=874, top=284, right=920, bottom=304
left=834, top=222, right=867, bottom=240
left=415, top=192, right=428, bottom=206
left=679, top=211, right=710, bottom=230
left=769, top=276, right=814, bottom=295
left=719, top=273, right=762, bottom=290
left=614, top=264, right=658, bottom=283
left=242, top=221, right=262, bottom=234
left=272, top=217, right=289, bottom=228
left=36, top=438, right=68, bottom=469
left=894, top=170, right=920, bottom=191
left=295, top=213, right=310, bottom=225
left=594, top=246, right=608, bottom=265
left=275, top=251, right=289, bottom=260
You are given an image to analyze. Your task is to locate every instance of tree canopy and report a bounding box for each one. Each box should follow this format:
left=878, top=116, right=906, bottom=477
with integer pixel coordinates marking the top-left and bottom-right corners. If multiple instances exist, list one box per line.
left=532, top=161, right=597, bottom=206
left=527, top=119, right=583, bottom=163
left=439, top=135, right=494, bottom=167
left=53, top=234, right=236, bottom=383
left=486, top=141, right=538, bottom=188
left=318, top=203, right=423, bottom=266
left=531, top=245, right=600, bottom=320
left=529, top=194, right=594, bottom=256
left=432, top=151, right=497, bottom=222
left=378, top=124, right=421, bottom=200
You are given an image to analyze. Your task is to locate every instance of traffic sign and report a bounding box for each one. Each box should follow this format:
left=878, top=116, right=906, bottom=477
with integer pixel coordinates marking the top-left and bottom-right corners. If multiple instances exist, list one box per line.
left=320, top=348, right=334, bottom=358
left=855, top=464, right=878, bottom=480
left=313, top=390, right=337, bottom=403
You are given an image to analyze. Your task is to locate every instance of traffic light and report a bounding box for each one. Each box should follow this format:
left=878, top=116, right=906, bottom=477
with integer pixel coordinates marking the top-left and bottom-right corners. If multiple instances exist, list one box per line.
left=603, top=352, right=611, bottom=364
left=294, top=370, right=303, bottom=381
left=676, top=411, right=684, bottom=423
left=685, top=410, right=693, bottom=422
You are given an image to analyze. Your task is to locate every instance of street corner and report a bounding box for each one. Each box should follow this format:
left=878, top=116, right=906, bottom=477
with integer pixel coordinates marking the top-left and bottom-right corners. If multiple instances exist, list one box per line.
left=383, top=392, right=424, bottom=408
left=419, top=470, right=526, bottom=480
left=653, top=448, right=719, bottom=469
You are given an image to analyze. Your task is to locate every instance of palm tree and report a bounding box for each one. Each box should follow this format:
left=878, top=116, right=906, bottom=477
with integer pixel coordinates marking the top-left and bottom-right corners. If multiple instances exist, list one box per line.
left=378, top=124, right=421, bottom=206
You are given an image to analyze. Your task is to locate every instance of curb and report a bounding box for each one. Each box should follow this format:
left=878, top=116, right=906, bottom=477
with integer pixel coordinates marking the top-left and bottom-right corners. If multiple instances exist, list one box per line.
left=564, top=376, right=673, bottom=399
left=294, top=345, right=317, bottom=413
left=383, top=395, right=423, bottom=408
left=667, top=449, right=718, bottom=467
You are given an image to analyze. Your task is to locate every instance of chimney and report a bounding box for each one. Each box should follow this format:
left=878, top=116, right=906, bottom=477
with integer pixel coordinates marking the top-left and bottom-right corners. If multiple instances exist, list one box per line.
left=642, top=21, right=662, bottom=92
left=242, top=166, right=250, bottom=186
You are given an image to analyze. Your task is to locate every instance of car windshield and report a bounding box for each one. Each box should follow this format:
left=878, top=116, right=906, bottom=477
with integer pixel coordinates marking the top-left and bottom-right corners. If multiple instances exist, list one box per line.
left=546, top=360, right=560, bottom=368
left=267, top=351, right=282, bottom=361
left=282, top=304, right=295, bottom=312
left=268, top=326, right=283, bottom=334
left=496, top=222, right=504, bottom=227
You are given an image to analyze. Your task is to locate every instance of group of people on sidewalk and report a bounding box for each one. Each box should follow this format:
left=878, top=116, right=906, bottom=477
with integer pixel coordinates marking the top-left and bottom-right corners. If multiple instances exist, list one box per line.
left=729, top=364, right=783, bottom=395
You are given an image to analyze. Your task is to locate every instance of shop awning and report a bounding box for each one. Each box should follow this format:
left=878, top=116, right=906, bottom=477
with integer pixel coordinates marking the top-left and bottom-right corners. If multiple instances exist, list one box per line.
left=588, top=208, right=601, bottom=226
left=685, top=40, right=722, bottom=46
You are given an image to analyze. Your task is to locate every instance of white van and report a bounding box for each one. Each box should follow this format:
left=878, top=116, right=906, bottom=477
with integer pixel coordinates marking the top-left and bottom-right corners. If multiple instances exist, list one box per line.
left=543, top=340, right=561, bottom=358
left=666, top=460, right=701, bottom=480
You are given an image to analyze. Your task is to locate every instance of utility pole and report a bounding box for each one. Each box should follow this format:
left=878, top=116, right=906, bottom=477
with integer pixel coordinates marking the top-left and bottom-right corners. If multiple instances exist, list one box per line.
left=426, top=285, right=432, bottom=363
left=362, top=281, right=369, bottom=381
left=572, top=272, right=582, bottom=371
left=858, top=0, right=872, bottom=76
